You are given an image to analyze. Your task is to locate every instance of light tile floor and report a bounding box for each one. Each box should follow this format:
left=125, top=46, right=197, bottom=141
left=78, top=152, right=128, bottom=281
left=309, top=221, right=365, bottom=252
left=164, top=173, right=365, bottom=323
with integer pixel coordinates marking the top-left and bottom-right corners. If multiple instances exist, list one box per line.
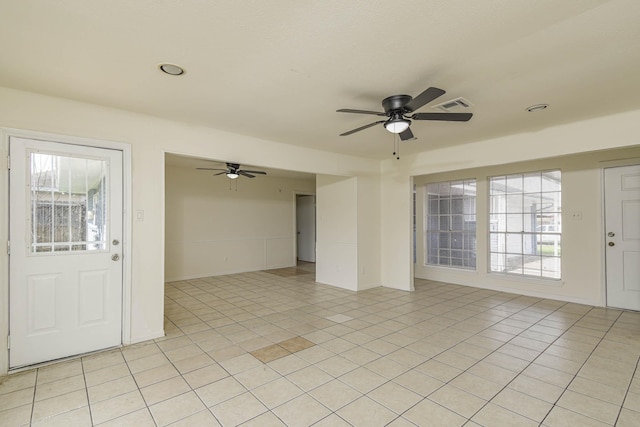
left=2, top=266, right=640, bottom=426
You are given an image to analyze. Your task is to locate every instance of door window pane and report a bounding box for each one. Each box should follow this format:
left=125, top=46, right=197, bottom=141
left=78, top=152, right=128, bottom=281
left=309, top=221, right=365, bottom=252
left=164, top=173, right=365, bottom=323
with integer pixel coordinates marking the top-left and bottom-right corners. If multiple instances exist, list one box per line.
left=30, top=152, right=108, bottom=253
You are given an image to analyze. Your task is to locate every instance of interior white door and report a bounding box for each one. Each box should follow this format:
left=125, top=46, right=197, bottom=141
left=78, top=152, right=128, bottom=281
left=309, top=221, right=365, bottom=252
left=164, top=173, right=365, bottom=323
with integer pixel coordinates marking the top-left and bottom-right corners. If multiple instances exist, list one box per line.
left=296, top=195, right=316, bottom=262
left=605, top=165, right=640, bottom=311
left=9, top=137, right=123, bottom=368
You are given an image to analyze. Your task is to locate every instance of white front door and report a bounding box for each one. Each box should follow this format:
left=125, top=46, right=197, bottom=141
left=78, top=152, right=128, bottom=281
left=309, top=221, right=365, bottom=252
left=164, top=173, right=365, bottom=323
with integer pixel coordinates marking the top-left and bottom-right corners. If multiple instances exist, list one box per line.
left=605, top=165, right=640, bottom=311
left=296, top=195, right=316, bottom=263
left=9, top=137, right=123, bottom=368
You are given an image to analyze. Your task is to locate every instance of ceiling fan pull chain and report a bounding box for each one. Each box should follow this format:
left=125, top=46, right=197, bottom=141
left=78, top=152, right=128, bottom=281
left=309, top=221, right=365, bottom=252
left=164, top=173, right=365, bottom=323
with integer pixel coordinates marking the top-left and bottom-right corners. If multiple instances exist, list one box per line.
left=392, top=132, right=396, bottom=157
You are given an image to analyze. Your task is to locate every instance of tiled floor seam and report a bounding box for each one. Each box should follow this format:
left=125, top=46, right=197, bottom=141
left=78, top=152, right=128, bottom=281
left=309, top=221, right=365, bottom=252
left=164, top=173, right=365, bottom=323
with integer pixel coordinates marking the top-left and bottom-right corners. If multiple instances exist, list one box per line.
left=412, top=299, right=605, bottom=425
left=538, top=307, right=625, bottom=426
left=118, top=350, right=159, bottom=426
left=27, top=369, right=37, bottom=425
left=483, top=305, right=622, bottom=425
left=124, top=345, right=224, bottom=426
left=386, top=293, right=569, bottom=424
left=613, top=354, right=640, bottom=426
left=20, top=272, right=634, bottom=427
left=324, top=290, right=561, bottom=423
left=80, top=357, right=94, bottom=426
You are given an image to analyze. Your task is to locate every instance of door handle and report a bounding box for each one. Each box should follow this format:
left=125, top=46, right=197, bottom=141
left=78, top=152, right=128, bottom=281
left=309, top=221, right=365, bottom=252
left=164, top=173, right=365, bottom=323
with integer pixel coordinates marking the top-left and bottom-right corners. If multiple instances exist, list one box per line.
left=608, top=242, right=615, bottom=247
left=607, top=232, right=615, bottom=237
left=112, top=254, right=120, bottom=261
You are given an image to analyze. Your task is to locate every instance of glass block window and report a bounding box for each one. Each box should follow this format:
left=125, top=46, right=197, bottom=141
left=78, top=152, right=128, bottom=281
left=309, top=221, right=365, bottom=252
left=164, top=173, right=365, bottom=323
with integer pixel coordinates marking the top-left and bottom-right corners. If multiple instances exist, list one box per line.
left=489, top=170, right=561, bottom=279
left=425, top=180, right=477, bottom=269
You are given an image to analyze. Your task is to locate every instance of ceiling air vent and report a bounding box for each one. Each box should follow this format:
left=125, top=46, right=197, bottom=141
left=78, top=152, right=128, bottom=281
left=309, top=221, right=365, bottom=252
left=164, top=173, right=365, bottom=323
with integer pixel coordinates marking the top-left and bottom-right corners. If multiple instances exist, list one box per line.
left=432, top=97, right=473, bottom=112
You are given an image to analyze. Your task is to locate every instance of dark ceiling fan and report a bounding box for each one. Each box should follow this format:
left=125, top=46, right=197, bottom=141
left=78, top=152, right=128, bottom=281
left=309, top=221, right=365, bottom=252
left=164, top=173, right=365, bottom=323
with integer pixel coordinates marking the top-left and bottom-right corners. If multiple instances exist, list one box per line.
left=337, top=86, right=472, bottom=141
left=197, top=163, right=267, bottom=179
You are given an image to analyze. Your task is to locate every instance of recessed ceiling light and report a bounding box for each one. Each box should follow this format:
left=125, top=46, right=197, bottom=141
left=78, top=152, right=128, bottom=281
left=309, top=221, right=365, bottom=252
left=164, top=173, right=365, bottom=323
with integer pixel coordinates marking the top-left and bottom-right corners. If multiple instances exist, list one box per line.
left=526, top=104, right=549, bottom=112
left=158, top=63, right=185, bottom=76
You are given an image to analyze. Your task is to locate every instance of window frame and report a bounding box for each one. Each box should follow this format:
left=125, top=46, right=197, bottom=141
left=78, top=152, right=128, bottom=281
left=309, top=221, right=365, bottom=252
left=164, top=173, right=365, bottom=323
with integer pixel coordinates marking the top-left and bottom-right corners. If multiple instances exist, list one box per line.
left=424, top=178, right=477, bottom=270
left=487, top=169, right=562, bottom=280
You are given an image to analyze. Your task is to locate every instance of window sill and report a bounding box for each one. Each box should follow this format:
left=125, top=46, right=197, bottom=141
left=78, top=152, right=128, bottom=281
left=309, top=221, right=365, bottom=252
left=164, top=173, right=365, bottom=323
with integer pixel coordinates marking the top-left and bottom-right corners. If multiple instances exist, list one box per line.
left=488, top=271, right=563, bottom=287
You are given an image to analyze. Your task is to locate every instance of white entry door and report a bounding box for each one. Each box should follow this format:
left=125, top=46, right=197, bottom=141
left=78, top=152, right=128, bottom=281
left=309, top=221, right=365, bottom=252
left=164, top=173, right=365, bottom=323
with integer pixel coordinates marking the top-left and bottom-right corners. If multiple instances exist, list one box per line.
left=605, top=165, right=640, bottom=311
left=9, top=137, right=123, bottom=368
left=296, top=195, right=316, bottom=262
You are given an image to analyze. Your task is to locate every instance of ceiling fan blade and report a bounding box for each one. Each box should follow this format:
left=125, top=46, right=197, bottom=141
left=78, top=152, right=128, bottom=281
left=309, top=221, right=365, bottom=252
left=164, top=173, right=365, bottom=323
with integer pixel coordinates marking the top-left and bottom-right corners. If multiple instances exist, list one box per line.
left=336, top=109, right=386, bottom=116
left=240, top=170, right=267, bottom=175
left=399, top=128, right=416, bottom=141
left=412, top=112, right=473, bottom=122
left=405, top=87, right=446, bottom=112
left=340, top=120, right=386, bottom=136
left=238, top=171, right=256, bottom=178
left=213, top=171, right=226, bottom=176
left=197, top=167, right=227, bottom=171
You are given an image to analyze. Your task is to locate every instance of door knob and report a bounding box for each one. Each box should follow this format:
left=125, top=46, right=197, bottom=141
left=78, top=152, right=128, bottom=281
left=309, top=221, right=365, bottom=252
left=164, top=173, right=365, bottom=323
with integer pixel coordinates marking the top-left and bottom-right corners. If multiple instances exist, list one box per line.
left=608, top=242, right=615, bottom=247
left=112, top=254, right=120, bottom=261
left=607, top=232, right=615, bottom=237
left=113, top=239, right=120, bottom=245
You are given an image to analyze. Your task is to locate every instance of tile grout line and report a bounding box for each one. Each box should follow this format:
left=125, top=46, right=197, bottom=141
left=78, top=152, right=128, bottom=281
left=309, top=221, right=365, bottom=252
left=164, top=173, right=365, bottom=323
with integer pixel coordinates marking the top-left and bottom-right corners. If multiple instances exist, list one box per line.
left=395, top=298, right=587, bottom=425
left=28, top=368, right=38, bottom=426
left=166, top=276, right=376, bottom=426
left=125, top=341, right=219, bottom=426
left=80, top=357, right=94, bottom=427
left=537, top=307, right=624, bottom=427
left=118, top=347, right=158, bottom=426
left=327, top=292, right=563, bottom=424
left=612, top=354, right=640, bottom=426
left=164, top=274, right=639, bottom=427
left=179, top=280, right=546, bottom=425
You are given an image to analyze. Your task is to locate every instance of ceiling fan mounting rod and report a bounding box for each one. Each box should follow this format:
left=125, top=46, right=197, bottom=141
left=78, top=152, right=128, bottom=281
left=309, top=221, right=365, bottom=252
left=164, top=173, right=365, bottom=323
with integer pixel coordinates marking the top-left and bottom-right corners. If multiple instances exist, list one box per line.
left=381, top=94, right=413, bottom=113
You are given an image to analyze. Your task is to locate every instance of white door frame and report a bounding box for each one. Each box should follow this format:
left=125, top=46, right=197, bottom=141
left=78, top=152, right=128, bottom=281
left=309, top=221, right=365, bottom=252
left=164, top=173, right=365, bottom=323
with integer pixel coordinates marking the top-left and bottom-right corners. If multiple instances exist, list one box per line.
left=0, top=128, right=133, bottom=375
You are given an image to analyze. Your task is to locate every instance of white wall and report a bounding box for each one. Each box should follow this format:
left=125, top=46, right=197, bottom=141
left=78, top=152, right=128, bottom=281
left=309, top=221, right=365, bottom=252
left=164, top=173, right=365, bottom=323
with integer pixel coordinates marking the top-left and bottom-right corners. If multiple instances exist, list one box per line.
left=0, top=87, right=379, bottom=374
left=357, top=173, right=382, bottom=290
left=315, top=173, right=384, bottom=292
left=380, top=165, right=414, bottom=291
left=381, top=109, right=640, bottom=300
left=316, top=175, right=359, bottom=291
left=165, top=165, right=315, bottom=281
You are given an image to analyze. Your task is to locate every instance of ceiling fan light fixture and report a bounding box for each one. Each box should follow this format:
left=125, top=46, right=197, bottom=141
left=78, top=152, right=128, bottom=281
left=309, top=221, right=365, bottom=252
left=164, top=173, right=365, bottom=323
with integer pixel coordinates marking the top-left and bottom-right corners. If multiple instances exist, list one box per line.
left=384, top=118, right=411, bottom=134
left=226, top=172, right=239, bottom=179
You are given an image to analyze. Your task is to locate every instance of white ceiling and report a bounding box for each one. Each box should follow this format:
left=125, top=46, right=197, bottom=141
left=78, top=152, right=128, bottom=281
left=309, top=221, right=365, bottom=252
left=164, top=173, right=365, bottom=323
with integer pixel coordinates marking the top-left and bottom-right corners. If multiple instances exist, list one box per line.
left=2, top=1, right=639, bottom=160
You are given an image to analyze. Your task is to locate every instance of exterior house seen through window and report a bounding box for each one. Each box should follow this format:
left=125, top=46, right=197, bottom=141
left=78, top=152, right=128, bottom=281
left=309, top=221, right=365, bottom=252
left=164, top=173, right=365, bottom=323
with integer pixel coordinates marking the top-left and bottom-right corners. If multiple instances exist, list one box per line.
left=489, top=170, right=561, bottom=279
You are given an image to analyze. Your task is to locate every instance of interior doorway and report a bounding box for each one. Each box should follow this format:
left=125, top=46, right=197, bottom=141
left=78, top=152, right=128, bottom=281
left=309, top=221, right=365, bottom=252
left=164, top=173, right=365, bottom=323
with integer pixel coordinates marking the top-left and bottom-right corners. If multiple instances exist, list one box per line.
left=605, top=164, right=640, bottom=311
left=296, top=194, right=316, bottom=263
